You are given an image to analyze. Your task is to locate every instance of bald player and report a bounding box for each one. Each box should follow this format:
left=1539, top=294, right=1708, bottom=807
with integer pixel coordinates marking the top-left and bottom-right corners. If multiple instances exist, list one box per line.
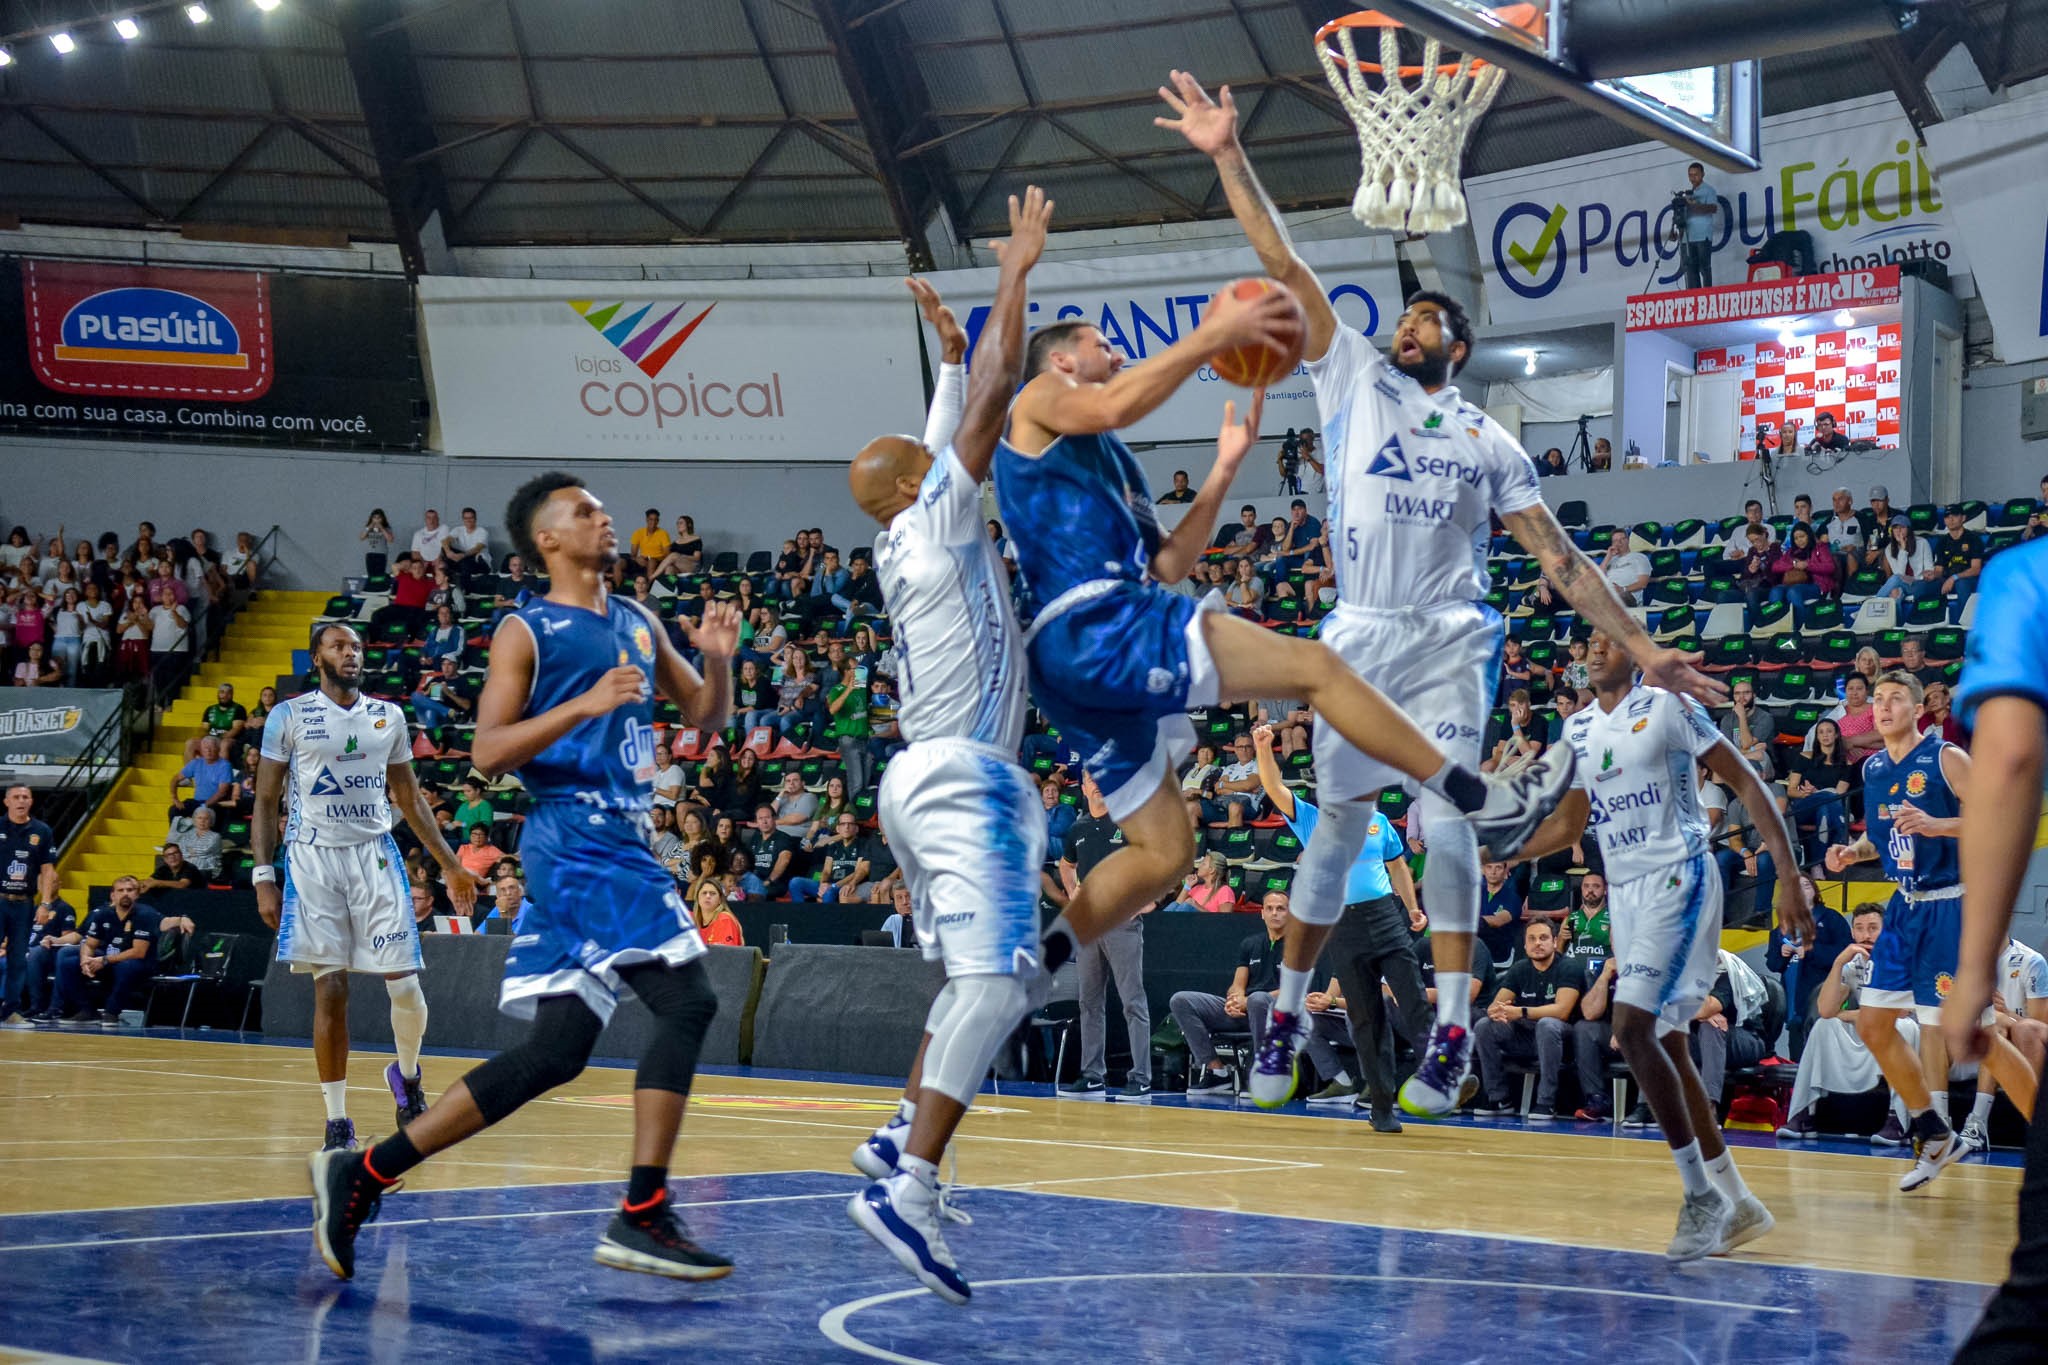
left=843, top=188, right=1051, bottom=1305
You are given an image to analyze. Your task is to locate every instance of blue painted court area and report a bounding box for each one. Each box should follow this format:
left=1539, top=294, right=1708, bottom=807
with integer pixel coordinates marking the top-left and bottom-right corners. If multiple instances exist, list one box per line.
left=0, top=1170, right=1991, bottom=1363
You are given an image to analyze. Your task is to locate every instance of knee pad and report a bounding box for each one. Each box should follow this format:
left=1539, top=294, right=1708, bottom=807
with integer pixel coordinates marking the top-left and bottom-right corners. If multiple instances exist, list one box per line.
left=466, top=995, right=603, bottom=1125
left=623, top=960, right=719, bottom=1096
left=921, top=973, right=1030, bottom=1108
left=1417, top=791, right=1479, bottom=934
left=1290, top=799, right=1377, bottom=926
left=385, top=974, right=427, bottom=1010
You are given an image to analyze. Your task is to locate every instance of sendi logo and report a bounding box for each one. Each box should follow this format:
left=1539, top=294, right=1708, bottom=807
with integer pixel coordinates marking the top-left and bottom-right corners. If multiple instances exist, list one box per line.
left=1364, top=435, right=1483, bottom=486
left=308, top=767, right=343, bottom=797
left=56, top=287, right=249, bottom=370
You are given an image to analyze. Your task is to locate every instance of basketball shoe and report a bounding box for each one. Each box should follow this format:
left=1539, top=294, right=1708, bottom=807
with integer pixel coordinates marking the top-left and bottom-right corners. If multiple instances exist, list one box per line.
left=386, top=1062, right=427, bottom=1129
left=849, top=1171, right=969, bottom=1305
left=1248, top=1008, right=1309, bottom=1108
left=1398, top=1023, right=1480, bottom=1117
left=595, top=1192, right=733, bottom=1281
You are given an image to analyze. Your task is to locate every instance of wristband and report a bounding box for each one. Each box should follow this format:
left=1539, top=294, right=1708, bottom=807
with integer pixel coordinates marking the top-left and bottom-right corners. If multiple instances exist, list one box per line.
left=251, top=866, right=278, bottom=886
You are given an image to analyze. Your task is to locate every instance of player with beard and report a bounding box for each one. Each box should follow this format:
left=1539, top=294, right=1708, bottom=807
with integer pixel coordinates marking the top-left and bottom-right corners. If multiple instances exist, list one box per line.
left=1156, top=69, right=1728, bottom=1113
left=254, top=622, right=481, bottom=1151
left=308, top=475, right=745, bottom=1285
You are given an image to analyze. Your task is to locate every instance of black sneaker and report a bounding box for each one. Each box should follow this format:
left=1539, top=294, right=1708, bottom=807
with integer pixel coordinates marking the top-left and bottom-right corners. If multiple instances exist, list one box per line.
left=1057, top=1076, right=1105, bottom=1097
left=594, top=1197, right=734, bottom=1281
left=1870, top=1113, right=1910, bottom=1147
left=64, top=1009, right=98, bottom=1024
left=1369, top=1105, right=1403, bottom=1134
left=99, top=1010, right=122, bottom=1028
left=1622, top=1103, right=1656, bottom=1130
left=1472, top=1099, right=1518, bottom=1118
left=309, top=1147, right=392, bottom=1280
left=1120, top=1077, right=1153, bottom=1098
left=323, top=1118, right=360, bottom=1152
left=1185, top=1067, right=1234, bottom=1096
left=386, top=1061, right=427, bottom=1129
left=1469, top=746, right=1579, bottom=862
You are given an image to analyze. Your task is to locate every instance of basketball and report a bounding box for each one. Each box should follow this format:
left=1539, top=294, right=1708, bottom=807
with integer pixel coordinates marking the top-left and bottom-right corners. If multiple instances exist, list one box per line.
left=1207, top=277, right=1307, bottom=389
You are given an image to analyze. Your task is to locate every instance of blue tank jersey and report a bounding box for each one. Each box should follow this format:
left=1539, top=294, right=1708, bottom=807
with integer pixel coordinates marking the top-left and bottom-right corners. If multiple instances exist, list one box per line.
left=511, top=593, right=661, bottom=807
left=992, top=428, right=1163, bottom=622
left=1863, top=732, right=1961, bottom=891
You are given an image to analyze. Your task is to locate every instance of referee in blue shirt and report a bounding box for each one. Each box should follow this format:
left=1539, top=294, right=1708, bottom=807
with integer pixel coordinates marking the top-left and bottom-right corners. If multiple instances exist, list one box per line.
left=1253, top=726, right=1425, bottom=1131
left=1, top=785, right=60, bottom=1027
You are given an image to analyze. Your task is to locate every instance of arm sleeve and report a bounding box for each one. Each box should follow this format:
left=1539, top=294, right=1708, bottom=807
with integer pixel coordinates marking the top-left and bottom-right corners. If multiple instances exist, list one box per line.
left=911, top=447, right=984, bottom=548
left=258, top=701, right=292, bottom=763
left=1485, top=420, right=1545, bottom=517
left=921, top=361, right=967, bottom=454
left=1955, top=542, right=2048, bottom=729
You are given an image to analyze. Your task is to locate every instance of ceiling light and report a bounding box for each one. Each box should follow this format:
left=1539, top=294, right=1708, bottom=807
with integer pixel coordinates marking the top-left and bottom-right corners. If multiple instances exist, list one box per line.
left=0, top=46, right=13, bottom=66
left=252, top=0, right=281, bottom=10
left=1834, top=309, right=1855, bottom=327
left=1777, top=327, right=1798, bottom=348
left=185, top=4, right=210, bottom=23
left=114, top=16, right=140, bottom=39
left=50, top=31, right=76, bottom=53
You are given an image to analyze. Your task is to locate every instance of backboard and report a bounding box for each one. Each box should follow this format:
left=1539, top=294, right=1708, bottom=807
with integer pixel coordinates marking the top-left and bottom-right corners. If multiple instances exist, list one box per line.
left=1364, top=0, right=1761, bottom=172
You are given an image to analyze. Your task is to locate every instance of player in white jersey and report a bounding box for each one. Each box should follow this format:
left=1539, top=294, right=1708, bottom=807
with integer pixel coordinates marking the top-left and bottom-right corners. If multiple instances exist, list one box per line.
left=1158, top=70, right=1729, bottom=1113
left=1956, top=938, right=2048, bottom=1156
left=839, top=189, right=1051, bottom=1305
left=1516, top=630, right=1812, bottom=1259
left=254, top=622, right=482, bottom=1152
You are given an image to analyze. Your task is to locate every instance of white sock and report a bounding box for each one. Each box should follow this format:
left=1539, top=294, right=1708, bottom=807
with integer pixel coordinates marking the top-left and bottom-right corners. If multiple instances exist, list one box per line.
left=894, top=1097, right=917, bottom=1126
left=1436, top=974, right=1472, bottom=1028
left=321, top=1080, right=348, bottom=1121
left=1971, top=1091, right=1995, bottom=1127
left=1275, top=966, right=1313, bottom=1016
left=1671, top=1139, right=1713, bottom=1198
left=386, top=976, right=428, bottom=1078
left=896, top=1153, right=939, bottom=1193
left=1930, top=1092, right=1949, bottom=1125
left=1705, top=1149, right=1751, bottom=1202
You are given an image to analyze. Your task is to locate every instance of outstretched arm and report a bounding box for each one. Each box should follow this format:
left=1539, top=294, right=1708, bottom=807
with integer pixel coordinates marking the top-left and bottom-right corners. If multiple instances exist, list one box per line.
left=1156, top=69, right=1337, bottom=363
left=1501, top=502, right=1729, bottom=705
left=909, top=277, right=969, bottom=454
left=1250, top=723, right=1295, bottom=820
left=952, top=187, right=1052, bottom=483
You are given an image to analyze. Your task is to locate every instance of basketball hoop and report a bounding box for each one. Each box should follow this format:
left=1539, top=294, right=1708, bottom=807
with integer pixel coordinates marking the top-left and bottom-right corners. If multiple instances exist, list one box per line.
left=1314, top=6, right=1534, bottom=234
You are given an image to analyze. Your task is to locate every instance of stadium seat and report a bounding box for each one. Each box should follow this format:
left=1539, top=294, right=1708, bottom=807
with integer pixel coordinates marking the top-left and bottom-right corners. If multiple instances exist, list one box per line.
left=1666, top=518, right=1708, bottom=550
left=1797, top=599, right=1843, bottom=634
left=1811, top=631, right=1857, bottom=665
left=1215, top=828, right=1256, bottom=864
left=1748, top=602, right=1794, bottom=638
left=1767, top=668, right=1814, bottom=705
left=1555, top=500, right=1589, bottom=530
left=1924, top=628, right=1965, bottom=662
left=1957, top=593, right=1979, bottom=629
left=1906, top=503, right=1938, bottom=533
left=1527, top=873, right=1571, bottom=917
left=1902, top=597, right=1947, bottom=631
left=1701, top=636, right=1752, bottom=671
left=1645, top=578, right=1691, bottom=608
left=1700, top=602, right=1747, bottom=641
left=1989, top=498, right=2038, bottom=529
left=1853, top=596, right=1899, bottom=633
left=1957, top=500, right=1988, bottom=531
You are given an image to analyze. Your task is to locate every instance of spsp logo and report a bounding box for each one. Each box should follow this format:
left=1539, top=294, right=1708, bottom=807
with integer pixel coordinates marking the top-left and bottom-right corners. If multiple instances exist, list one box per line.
left=568, top=298, right=716, bottom=379
left=24, top=259, right=273, bottom=401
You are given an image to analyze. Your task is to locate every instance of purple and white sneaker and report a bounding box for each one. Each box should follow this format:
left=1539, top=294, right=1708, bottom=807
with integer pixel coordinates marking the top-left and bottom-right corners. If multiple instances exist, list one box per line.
left=1399, top=1023, right=1479, bottom=1117
left=1249, top=1009, right=1308, bottom=1109
left=386, top=1061, right=426, bottom=1129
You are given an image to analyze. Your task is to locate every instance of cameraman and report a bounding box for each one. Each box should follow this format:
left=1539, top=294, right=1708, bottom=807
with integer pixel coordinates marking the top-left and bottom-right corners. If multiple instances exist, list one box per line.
left=1670, top=161, right=1720, bottom=289
left=1278, top=428, right=1304, bottom=495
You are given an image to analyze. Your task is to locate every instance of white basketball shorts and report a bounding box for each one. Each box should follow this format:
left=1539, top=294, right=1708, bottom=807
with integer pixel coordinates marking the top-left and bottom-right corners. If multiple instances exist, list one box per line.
left=878, top=737, right=1047, bottom=978
left=1311, top=599, right=1503, bottom=802
left=276, top=833, right=423, bottom=975
left=1610, top=851, right=1723, bottom=1035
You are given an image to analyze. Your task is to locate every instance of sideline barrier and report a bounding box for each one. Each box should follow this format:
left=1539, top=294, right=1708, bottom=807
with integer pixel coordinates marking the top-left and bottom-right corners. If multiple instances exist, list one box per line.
left=748, top=942, right=946, bottom=1077
left=262, top=938, right=764, bottom=1067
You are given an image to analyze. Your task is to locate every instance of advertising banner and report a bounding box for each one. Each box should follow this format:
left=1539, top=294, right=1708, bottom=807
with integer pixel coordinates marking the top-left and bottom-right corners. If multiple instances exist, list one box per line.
left=0, top=689, right=123, bottom=785
left=917, top=235, right=1405, bottom=447
left=1922, top=89, right=2048, bottom=365
left=0, top=258, right=423, bottom=450
left=1467, top=95, right=1962, bottom=327
left=1624, top=267, right=1901, bottom=331
left=1695, top=319, right=1903, bottom=452
left=418, top=275, right=925, bottom=461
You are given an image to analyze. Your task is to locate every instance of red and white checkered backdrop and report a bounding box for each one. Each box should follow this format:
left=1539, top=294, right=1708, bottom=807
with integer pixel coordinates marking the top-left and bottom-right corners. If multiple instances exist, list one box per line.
left=1696, top=322, right=1902, bottom=456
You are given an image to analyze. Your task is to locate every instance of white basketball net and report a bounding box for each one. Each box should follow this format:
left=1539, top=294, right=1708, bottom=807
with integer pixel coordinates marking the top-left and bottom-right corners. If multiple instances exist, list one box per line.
left=1317, top=22, right=1506, bottom=234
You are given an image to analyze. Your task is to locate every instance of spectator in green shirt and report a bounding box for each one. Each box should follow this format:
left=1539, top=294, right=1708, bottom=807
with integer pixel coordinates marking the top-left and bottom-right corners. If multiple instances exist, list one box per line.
left=828, top=667, right=872, bottom=796
left=1561, top=872, right=1611, bottom=974
left=451, top=778, right=495, bottom=842
left=183, top=682, right=248, bottom=760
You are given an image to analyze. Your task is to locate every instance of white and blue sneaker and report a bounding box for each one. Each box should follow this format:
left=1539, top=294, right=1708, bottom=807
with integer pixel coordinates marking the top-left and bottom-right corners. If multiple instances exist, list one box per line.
left=848, top=1173, right=970, bottom=1305
left=853, top=1116, right=909, bottom=1181
left=1249, top=1009, right=1308, bottom=1109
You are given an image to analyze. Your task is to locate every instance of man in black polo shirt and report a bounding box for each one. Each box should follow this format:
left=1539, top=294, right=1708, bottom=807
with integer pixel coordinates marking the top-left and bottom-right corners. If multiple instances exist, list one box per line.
left=51, top=875, right=161, bottom=1025
left=743, top=804, right=801, bottom=899
left=1058, top=774, right=1151, bottom=1097
left=1171, top=893, right=1290, bottom=1094
left=1472, top=918, right=1585, bottom=1120
left=1, top=784, right=60, bottom=1027
left=1932, top=505, right=1986, bottom=623
left=20, top=891, right=82, bottom=1020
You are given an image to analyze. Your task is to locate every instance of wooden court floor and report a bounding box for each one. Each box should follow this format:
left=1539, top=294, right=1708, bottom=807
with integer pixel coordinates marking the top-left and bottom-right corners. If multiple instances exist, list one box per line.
left=0, top=1028, right=2021, bottom=1287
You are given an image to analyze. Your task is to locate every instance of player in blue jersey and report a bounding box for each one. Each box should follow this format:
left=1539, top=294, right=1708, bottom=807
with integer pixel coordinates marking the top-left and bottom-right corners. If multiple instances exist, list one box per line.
left=1942, top=536, right=2048, bottom=1359
left=841, top=189, right=1050, bottom=1303
left=1826, top=669, right=2034, bottom=1193
left=310, top=473, right=743, bottom=1284
left=996, top=304, right=1580, bottom=1113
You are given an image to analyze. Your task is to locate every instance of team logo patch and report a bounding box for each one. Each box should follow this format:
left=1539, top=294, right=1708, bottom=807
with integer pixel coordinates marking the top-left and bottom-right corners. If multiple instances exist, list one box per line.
left=1600, top=747, right=1615, bottom=771
left=1366, top=435, right=1411, bottom=480
left=632, top=624, right=654, bottom=661
left=373, top=717, right=387, bottom=729
left=308, top=767, right=343, bottom=797
left=344, top=735, right=359, bottom=754
left=1905, top=770, right=1928, bottom=797
left=1631, top=719, right=1649, bottom=733
left=1144, top=667, right=1175, bottom=695
left=1424, top=411, right=1444, bottom=429
left=27, top=834, right=39, bottom=846
left=1935, top=972, right=1954, bottom=999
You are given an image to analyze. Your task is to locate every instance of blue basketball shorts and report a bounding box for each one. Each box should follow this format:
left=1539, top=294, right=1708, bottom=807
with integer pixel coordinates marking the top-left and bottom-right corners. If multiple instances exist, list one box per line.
left=500, top=801, right=704, bottom=1024
left=1024, top=583, right=1223, bottom=823
left=1864, top=885, right=1963, bottom=1023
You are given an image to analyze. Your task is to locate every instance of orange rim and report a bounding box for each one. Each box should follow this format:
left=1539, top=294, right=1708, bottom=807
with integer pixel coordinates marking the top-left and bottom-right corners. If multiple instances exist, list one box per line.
left=1314, top=4, right=1543, bottom=78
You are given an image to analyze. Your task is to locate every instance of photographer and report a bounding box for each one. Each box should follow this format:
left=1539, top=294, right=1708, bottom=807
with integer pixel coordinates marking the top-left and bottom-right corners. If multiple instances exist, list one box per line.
left=1278, top=428, right=1304, bottom=495
left=1670, top=162, right=1720, bottom=289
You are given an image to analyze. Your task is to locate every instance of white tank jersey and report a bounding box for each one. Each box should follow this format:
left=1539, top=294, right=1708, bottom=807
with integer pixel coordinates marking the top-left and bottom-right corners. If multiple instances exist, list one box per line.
left=260, top=688, right=412, bottom=847
left=875, top=445, right=1027, bottom=752
left=2000, top=938, right=2048, bottom=1015
left=1306, top=325, right=1545, bottom=610
left=1558, top=683, right=1724, bottom=884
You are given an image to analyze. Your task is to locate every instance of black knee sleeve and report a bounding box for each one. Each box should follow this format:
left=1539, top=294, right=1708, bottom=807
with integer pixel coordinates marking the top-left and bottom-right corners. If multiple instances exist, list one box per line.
left=620, top=959, right=718, bottom=1097
left=465, top=994, right=604, bottom=1126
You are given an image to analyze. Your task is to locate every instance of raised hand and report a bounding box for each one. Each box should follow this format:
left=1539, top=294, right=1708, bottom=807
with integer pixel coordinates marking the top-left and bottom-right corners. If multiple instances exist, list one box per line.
left=695, top=601, right=742, bottom=661
left=989, top=185, right=1054, bottom=273
left=906, top=277, right=968, bottom=364
left=1154, top=69, right=1240, bottom=159
left=1216, top=393, right=1265, bottom=476
left=1638, top=648, right=1730, bottom=706
left=1200, top=285, right=1303, bottom=357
